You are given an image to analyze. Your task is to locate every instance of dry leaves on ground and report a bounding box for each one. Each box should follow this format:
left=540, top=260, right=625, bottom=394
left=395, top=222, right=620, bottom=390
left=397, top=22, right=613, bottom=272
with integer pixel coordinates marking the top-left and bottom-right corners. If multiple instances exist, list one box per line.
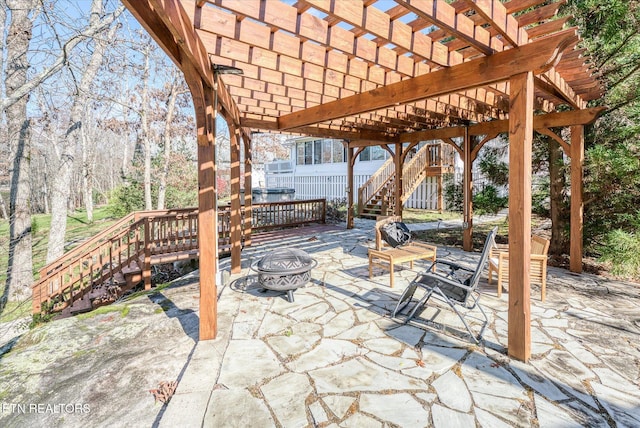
left=149, top=380, right=178, bottom=404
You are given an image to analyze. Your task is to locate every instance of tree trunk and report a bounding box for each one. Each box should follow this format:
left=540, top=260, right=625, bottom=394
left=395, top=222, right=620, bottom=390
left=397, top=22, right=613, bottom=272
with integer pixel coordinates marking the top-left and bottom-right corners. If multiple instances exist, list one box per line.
left=549, top=136, right=570, bottom=255
left=141, top=47, right=152, bottom=211
left=46, top=0, right=108, bottom=262
left=81, top=125, right=95, bottom=222
left=0, top=192, right=8, bottom=220
left=4, top=0, right=36, bottom=302
left=157, top=74, right=180, bottom=210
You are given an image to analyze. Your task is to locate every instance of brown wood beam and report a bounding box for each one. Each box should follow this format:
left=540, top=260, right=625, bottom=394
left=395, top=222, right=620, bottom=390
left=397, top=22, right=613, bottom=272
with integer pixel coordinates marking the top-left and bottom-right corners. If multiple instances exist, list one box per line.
left=243, top=134, right=252, bottom=247
left=395, top=107, right=604, bottom=144
left=277, top=31, right=578, bottom=130
left=347, top=145, right=355, bottom=229
left=300, top=0, right=458, bottom=68
left=508, top=71, right=534, bottom=362
left=539, top=68, right=585, bottom=109
left=460, top=0, right=524, bottom=47
left=394, top=143, right=403, bottom=217
left=570, top=125, right=584, bottom=273
left=229, top=124, right=242, bottom=274
left=215, top=74, right=241, bottom=127
left=242, top=118, right=397, bottom=143
left=462, top=128, right=473, bottom=251
left=537, top=127, right=571, bottom=154
left=396, top=0, right=497, bottom=55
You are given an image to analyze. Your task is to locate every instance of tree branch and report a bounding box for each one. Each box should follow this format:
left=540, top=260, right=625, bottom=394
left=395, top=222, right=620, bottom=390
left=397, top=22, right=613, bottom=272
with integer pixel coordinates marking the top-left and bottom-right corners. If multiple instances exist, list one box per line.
left=0, top=4, right=125, bottom=111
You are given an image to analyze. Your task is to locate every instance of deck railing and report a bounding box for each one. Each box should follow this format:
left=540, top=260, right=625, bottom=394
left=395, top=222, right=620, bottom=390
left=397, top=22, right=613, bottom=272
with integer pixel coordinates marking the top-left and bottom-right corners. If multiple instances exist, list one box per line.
left=32, top=200, right=326, bottom=314
left=357, top=157, right=395, bottom=215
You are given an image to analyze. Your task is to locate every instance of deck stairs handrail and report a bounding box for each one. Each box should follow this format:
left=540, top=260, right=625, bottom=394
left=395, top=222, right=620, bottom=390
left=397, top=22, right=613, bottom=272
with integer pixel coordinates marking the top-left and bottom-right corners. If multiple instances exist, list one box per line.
left=32, top=208, right=199, bottom=314
left=357, top=143, right=456, bottom=216
left=401, top=143, right=455, bottom=203
left=32, top=200, right=327, bottom=315
left=357, top=157, right=395, bottom=216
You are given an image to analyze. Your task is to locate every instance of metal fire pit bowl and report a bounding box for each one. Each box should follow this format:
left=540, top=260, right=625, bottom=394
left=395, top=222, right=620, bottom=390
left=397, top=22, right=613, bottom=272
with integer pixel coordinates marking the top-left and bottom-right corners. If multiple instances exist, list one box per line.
left=250, top=248, right=318, bottom=302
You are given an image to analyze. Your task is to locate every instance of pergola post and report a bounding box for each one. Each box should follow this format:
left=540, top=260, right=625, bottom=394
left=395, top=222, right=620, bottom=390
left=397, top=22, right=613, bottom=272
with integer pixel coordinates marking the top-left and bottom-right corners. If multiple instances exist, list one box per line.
left=346, top=144, right=355, bottom=229
left=243, top=133, right=253, bottom=247
left=437, top=174, right=444, bottom=213
left=394, top=143, right=403, bottom=217
left=570, top=125, right=584, bottom=273
left=229, top=123, right=242, bottom=274
left=462, top=129, right=473, bottom=251
left=508, top=71, right=534, bottom=362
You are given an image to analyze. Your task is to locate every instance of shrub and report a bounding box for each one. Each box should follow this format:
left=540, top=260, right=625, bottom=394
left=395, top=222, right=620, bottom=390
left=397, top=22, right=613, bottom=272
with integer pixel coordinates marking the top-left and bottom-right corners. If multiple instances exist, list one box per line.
left=444, top=174, right=463, bottom=213
left=473, top=185, right=508, bottom=215
left=599, top=229, right=640, bottom=279
left=107, top=182, right=144, bottom=217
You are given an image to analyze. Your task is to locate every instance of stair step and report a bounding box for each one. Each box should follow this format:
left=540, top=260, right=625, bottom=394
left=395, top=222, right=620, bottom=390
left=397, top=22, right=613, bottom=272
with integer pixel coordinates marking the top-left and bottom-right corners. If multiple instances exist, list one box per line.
left=122, top=261, right=141, bottom=276
left=69, top=296, right=93, bottom=315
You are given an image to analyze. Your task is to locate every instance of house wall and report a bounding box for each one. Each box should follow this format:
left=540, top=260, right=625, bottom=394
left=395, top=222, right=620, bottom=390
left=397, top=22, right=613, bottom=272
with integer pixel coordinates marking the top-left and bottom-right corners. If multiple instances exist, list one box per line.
left=265, top=137, right=451, bottom=210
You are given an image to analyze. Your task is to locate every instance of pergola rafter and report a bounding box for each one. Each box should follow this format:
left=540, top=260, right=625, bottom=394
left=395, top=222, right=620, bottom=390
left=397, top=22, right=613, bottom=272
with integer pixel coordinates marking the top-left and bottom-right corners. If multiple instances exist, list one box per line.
left=123, top=0, right=605, bottom=362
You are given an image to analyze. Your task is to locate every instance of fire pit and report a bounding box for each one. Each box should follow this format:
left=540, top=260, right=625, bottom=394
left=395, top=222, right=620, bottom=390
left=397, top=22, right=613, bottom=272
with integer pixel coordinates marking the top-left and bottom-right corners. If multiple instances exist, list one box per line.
left=251, top=248, right=317, bottom=302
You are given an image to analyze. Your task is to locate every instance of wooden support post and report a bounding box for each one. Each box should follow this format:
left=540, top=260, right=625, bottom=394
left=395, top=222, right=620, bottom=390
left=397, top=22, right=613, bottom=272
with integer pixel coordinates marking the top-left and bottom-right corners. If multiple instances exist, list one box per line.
left=198, top=142, right=217, bottom=340
left=243, top=134, right=253, bottom=247
left=462, top=128, right=473, bottom=251
left=143, top=217, right=152, bottom=290
left=394, top=143, right=403, bottom=217
left=229, top=124, right=242, bottom=274
left=437, top=174, right=444, bottom=213
left=570, top=125, right=584, bottom=273
left=508, top=71, right=534, bottom=362
left=346, top=144, right=355, bottom=229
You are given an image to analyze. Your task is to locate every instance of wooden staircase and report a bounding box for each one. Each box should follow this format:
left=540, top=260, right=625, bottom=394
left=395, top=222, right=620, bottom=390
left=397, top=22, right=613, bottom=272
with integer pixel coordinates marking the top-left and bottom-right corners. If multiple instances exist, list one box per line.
left=357, top=143, right=455, bottom=218
left=32, top=200, right=329, bottom=318
left=33, top=208, right=200, bottom=318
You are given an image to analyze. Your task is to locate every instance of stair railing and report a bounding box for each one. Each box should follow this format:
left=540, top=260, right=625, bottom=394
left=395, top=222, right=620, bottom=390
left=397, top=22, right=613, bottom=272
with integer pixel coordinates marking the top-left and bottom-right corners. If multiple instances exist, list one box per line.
left=402, top=143, right=433, bottom=203
left=32, top=208, right=198, bottom=314
left=357, top=157, right=395, bottom=215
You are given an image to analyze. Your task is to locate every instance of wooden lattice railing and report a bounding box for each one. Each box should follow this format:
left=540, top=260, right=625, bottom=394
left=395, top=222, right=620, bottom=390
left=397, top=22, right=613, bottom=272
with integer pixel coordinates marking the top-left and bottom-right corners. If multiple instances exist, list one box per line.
left=402, top=143, right=456, bottom=203
left=356, top=143, right=456, bottom=216
left=32, top=200, right=326, bottom=315
left=357, top=157, right=395, bottom=216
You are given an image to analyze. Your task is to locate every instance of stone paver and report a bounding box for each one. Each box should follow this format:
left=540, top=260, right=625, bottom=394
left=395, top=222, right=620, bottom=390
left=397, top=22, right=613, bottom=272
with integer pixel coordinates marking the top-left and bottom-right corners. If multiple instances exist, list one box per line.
left=159, top=221, right=638, bottom=427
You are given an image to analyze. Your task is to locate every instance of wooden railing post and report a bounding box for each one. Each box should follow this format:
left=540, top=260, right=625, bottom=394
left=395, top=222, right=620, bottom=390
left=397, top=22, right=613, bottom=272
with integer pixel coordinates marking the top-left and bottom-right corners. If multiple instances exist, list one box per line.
left=143, top=217, right=152, bottom=290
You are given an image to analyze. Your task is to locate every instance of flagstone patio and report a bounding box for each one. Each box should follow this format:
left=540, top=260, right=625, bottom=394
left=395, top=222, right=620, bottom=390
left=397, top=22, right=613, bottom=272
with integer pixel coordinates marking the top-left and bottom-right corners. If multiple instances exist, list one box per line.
left=157, top=221, right=640, bottom=427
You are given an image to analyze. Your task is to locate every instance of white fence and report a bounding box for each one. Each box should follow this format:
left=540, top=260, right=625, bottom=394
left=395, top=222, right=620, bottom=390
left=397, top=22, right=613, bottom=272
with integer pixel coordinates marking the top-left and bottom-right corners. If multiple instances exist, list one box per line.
left=266, top=174, right=443, bottom=210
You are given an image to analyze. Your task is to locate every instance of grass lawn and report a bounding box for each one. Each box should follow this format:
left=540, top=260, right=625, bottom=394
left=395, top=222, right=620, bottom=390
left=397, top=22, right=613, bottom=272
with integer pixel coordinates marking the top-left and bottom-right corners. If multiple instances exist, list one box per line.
left=401, top=208, right=462, bottom=224
left=1, top=207, right=119, bottom=321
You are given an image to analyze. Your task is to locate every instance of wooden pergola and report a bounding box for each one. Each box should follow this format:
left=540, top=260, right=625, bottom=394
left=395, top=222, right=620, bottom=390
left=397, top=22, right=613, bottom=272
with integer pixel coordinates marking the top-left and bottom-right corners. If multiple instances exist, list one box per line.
left=122, top=0, right=603, bottom=362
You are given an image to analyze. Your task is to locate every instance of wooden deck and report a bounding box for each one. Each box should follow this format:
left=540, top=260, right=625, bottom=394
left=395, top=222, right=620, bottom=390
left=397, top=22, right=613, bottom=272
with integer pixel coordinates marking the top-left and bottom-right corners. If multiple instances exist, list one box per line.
left=249, top=223, right=344, bottom=246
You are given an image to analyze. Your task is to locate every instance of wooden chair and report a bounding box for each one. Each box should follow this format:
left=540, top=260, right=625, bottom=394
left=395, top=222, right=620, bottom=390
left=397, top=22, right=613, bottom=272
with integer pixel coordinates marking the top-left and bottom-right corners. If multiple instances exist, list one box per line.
left=368, top=216, right=437, bottom=288
left=488, top=235, right=550, bottom=301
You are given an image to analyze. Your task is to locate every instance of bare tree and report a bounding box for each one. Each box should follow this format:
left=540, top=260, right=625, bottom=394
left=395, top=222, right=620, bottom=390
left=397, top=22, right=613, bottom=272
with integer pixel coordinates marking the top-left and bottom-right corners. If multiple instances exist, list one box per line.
left=157, top=70, right=188, bottom=210
left=3, top=0, right=37, bottom=303
left=45, top=0, right=123, bottom=262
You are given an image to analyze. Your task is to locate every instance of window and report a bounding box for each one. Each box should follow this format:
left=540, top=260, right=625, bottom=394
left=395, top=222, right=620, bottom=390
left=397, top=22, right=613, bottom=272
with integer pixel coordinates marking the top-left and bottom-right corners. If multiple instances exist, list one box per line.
left=358, top=145, right=390, bottom=162
left=323, top=140, right=332, bottom=163
left=304, top=141, right=313, bottom=165
left=314, top=140, right=323, bottom=164
left=359, top=147, right=371, bottom=161
left=333, top=142, right=345, bottom=163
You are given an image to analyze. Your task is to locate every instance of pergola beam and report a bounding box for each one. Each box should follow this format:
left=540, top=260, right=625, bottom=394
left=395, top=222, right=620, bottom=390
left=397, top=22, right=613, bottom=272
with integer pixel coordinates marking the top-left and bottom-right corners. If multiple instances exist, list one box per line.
left=242, top=118, right=398, bottom=143
left=460, top=0, right=524, bottom=47
left=390, top=107, right=604, bottom=144
left=277, top=31, right=577, bottom=130
left=396, top=0, right=498, bottom=55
